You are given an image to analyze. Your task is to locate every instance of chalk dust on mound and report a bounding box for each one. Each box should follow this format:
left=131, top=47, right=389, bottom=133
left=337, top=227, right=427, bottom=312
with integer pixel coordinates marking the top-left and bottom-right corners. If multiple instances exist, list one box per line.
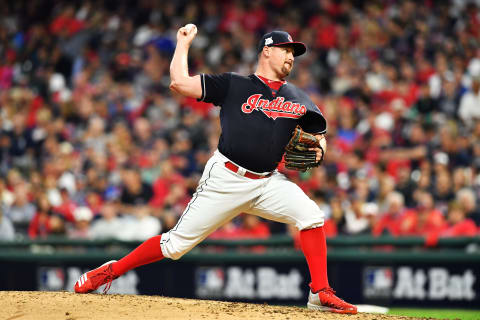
left=0, top=291, right=437, bottom=320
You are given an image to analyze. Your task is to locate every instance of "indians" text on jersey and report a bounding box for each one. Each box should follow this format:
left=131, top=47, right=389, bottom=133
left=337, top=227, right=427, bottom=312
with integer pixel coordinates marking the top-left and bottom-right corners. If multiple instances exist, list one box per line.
left=241, top=94, right=307, bottom=120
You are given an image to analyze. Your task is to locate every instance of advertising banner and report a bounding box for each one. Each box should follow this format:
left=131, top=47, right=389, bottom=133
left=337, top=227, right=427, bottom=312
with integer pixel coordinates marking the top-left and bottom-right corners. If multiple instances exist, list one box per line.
left=1, top=253, right=478, bottom=308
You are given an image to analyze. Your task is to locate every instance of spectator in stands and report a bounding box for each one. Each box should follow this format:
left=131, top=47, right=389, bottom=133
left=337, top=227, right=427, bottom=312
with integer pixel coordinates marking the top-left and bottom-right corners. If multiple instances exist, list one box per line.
left=90, top=200, right=124, bottom=240
left=432, top=170, right=455, bottom=215
left=209, top=215, right=270, bottom=239
left=399, top=191, right=446, bottom=236
left=441, top=202, right=477, bottom=237
left=0, top=178, right=14, bottom=208
left=47, top=214, right=67, bottom=237
left=68, top=206, right=93, bottom=239
left=343, top=197, right=378, bottom=235
left=44, top=174, right=62, bottom=208
left=237, top=215, right=270, bottom=239
left=376, top=174, right=396, bottom=213
left=6, top=113, right=34, bottom=173
left=452, top=167, right=470, bottom=193
left=395, top=166, right=416, bottom=208
left=5, top=169, right=23, bottom=191
left=28, top=193, right=55, bottom=238
left=53, top=187, right=77, bottom=223
left=329, top=196, right=346, bottom=234
left=373, top=191, right=409, bottom=236
left=458, top=76, right=480, bottom=128
left=120, top=167, right=154, bottom=211
left=83, top=117, right=109, bottom=155
left=1, top=0, right=480, bottom=240
left=160, top=209, right=180, bottom=231
left=133, top=117, right=156, bottom=150
left=118, top=205, right=161, bottom=241
left=362, top=202, right=380, bottom=233
left=5, top=182, right=35, bottom=233
left=0, top=207, right=15, bottom=240
left=85, top=191, right=103, bottom=217
left=208, top=221, right=240, bottom=239
left=151, top=160, right=187, bottom=211
left=456, top=188, right=480, bottom=226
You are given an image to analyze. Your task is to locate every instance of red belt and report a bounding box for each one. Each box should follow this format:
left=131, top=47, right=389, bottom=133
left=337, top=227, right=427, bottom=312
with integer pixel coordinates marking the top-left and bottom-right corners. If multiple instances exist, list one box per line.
left=225, top=162, right=272, bottom=179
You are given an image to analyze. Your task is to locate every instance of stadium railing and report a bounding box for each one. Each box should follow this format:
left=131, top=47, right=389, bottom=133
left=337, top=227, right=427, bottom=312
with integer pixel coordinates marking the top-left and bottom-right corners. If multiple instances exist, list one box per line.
left=1, top=234, right=479, bottom=248
left=1, top=235, right=479, bottom=264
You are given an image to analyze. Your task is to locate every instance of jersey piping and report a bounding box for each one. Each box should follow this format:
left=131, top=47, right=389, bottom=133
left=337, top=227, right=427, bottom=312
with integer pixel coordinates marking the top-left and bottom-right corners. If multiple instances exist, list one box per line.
left=199, top=73, right=206, bottom=101
left=161, top=161, right=218, bottom=246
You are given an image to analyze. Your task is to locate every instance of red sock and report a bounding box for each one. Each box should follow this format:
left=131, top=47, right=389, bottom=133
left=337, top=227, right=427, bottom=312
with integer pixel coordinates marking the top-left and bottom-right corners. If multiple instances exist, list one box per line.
left=299, top=227, right=329, bottom=292
left=112, top=235, right=164, bottom=276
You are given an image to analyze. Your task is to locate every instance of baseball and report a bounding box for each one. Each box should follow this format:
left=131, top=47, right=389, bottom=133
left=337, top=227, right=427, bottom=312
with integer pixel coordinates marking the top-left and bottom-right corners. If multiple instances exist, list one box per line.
left=184, top=23, right=197, bottom=34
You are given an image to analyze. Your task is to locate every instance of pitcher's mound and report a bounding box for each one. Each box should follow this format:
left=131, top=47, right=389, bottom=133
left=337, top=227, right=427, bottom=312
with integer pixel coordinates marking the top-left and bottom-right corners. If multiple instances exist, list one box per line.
left=0, top=291, right=426, bottom=320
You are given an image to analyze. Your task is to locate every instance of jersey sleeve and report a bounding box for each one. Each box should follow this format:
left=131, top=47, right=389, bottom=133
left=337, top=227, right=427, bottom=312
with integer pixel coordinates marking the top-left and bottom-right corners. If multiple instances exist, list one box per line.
left=198, top=72, right=232, bottom=106
left=299, top=105, right=327, bottom=134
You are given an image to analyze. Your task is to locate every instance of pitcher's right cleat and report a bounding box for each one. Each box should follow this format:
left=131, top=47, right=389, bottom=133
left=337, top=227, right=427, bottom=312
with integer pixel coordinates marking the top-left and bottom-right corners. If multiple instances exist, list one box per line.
left=307, top=287, right=358, bottom=314
left=74, top=260, right=118, bottom=294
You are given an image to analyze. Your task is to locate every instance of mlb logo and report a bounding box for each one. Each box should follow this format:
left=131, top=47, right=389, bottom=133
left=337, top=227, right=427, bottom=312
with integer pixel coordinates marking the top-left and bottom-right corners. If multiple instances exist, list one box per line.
left=363, top=267, right=393, bottom=298
left=195, top=267, right=225, bottom=298
left=38, top=267, right=65, bottom=291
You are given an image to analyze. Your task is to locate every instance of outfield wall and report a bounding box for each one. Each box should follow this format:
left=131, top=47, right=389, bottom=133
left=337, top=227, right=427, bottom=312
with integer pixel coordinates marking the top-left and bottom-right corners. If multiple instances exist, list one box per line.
left=0, top=236, right=479, bottom=308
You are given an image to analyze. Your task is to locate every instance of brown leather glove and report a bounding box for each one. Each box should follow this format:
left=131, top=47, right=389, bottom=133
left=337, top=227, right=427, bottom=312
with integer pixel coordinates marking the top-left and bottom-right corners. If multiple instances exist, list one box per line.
left=284, top=125, right=324, bottom=172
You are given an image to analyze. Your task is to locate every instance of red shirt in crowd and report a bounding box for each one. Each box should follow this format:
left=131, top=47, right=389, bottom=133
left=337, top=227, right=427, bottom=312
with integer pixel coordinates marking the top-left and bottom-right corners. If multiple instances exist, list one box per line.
left=151, top=173, right=186, bottom=208
left=28, top=212, right=51, bottom=238
left=54, top=200, right=76, bottom=222
left=209, top=221, right=270, bottom=239
left=398, top=208, right=447, bottom=236
left=441, top=219, right=478, bottom=237
left=372, top=209, right=412, bottom=236
left=50, top=15, right=84, bottom=36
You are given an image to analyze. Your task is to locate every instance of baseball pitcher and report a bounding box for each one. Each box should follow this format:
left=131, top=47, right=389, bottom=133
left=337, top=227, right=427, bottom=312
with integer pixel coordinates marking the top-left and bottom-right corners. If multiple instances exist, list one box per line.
left=74, top=24, right=357, bottom=314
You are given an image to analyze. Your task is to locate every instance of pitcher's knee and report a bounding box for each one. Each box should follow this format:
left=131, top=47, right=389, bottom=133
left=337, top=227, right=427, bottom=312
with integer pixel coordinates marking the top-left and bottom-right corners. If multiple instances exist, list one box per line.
left=300, top=220, right=324, bottom=230
left=297, top=201, right=325, bottom=230
left=161, top=242, right=192, bottom=260
left=168, top=250, right=187, bottom=260
left=161, top=243, right=190, bottom=260
left=160, top=232, right=196, bottom=260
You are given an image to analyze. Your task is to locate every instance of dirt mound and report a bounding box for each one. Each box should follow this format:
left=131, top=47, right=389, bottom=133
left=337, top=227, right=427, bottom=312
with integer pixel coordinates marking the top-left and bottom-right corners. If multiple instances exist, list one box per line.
left=0, top=291, right=433, bottom=320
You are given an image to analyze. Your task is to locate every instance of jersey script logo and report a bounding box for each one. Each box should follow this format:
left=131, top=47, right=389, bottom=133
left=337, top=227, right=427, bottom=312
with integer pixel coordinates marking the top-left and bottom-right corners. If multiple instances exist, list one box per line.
left=241, top=94, right=307, bottom=120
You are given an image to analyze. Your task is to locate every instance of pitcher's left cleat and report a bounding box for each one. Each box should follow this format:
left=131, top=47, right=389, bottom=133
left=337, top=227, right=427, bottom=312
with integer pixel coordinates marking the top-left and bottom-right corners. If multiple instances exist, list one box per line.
left=307, top=287, right=358, bottom=314
left=74, top=260, right=118, bottom=294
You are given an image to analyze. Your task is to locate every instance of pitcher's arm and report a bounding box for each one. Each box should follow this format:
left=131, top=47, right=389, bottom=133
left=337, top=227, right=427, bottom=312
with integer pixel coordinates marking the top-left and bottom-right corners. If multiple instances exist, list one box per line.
left=169, top=25, right=202, bottom=98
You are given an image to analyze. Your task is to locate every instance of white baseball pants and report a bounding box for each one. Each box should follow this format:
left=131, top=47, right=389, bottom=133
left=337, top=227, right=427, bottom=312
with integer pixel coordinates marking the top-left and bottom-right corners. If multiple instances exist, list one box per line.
left=160, top=150, right=324, bottom=260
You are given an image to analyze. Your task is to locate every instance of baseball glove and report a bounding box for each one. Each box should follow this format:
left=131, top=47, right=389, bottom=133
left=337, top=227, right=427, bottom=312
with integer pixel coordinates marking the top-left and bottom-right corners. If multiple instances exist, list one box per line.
left=284, top=125, right=325, bottom=171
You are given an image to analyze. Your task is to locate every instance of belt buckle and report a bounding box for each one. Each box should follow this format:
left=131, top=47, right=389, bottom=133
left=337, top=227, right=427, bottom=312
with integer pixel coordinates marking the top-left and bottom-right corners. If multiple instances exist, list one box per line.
left=237, top=167, right=247, bottom=176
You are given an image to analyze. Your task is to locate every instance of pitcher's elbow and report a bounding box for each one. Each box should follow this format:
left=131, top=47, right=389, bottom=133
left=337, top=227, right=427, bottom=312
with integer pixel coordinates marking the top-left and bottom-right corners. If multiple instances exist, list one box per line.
left=169, top=81, right=178, bottom=92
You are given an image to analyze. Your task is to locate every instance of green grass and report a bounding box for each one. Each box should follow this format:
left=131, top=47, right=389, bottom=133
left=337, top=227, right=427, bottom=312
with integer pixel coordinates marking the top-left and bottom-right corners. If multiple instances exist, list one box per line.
left=388, top=308, right=480, bottom=320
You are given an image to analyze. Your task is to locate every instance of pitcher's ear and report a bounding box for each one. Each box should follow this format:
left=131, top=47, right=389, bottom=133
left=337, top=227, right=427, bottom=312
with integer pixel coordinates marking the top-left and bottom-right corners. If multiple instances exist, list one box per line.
left=262, top=46, right=271, bottom=57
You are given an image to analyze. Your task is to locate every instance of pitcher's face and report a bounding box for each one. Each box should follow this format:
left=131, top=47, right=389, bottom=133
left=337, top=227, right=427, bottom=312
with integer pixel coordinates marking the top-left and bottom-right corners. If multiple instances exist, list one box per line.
left=269, top=46, right=295, bottom=78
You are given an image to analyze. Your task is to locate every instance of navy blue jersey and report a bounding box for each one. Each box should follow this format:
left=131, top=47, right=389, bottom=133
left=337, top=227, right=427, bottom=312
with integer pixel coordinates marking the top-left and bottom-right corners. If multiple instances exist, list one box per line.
left=199, top=72, right=327, bottom=172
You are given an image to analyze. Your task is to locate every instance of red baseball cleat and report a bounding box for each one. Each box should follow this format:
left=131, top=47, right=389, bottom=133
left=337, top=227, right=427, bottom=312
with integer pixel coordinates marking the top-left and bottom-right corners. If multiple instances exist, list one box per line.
left=74, top=260, right=119, bottom=294
left=307, top=287, right=358, bottom=314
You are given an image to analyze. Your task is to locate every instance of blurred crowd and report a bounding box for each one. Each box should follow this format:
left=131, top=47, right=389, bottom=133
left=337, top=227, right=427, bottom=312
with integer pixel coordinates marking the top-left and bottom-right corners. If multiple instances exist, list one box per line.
left=1, top=0, right=480, bottom=242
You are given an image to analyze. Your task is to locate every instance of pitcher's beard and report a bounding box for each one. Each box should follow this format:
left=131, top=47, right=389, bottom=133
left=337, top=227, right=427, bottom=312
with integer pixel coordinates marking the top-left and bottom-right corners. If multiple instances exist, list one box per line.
left=281, top=66, right=291, bottom=77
